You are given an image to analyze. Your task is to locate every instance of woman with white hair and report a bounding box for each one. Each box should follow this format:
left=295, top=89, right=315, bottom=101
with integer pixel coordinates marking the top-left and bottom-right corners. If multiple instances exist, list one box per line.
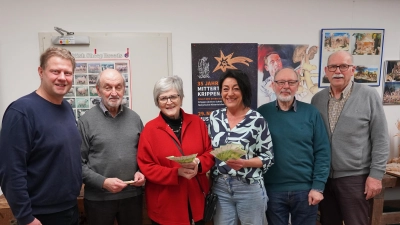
left=138, top=76, right=215, bottom=225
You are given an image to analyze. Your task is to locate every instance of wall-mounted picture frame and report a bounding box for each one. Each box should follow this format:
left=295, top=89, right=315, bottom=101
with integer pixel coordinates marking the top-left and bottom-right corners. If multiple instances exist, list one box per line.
left=318, top=28, right=384, bottom=88
left=383, top=60, right=400, bottom=105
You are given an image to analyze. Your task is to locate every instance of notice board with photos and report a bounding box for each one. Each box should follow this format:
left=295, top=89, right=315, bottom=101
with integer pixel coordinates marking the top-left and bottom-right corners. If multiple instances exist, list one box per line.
left=38, top=32, right=172, bottom=124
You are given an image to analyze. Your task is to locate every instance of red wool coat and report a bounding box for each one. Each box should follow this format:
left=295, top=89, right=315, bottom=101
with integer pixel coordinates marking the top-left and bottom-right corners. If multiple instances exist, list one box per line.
left=138, top=110, right=215, bottom=225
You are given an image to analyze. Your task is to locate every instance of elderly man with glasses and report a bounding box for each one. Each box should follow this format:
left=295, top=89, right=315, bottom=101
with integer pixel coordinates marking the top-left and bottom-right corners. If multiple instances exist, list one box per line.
left=257, top=67, right=330, bottom=225
left=311, top=50, right=389, bottom=225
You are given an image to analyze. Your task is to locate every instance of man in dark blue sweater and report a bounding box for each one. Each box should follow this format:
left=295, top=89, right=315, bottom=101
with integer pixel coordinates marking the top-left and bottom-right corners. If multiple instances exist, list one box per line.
left=257, top=67, right=330, bottom=225
left=0, top=47, right=82, bottom=225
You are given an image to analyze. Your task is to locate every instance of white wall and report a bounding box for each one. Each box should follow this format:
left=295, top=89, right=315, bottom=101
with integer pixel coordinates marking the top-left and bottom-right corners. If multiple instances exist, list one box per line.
left=1, top=0, right=400, bottom=196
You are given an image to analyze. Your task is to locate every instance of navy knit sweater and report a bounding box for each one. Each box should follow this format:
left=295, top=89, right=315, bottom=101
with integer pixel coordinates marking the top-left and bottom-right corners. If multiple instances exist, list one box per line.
left=0, top=92, right=82, bottom=224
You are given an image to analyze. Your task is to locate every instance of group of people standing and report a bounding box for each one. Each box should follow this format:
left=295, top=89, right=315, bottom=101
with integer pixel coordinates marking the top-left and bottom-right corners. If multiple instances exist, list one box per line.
left=0, top=47, right=389, bottom=225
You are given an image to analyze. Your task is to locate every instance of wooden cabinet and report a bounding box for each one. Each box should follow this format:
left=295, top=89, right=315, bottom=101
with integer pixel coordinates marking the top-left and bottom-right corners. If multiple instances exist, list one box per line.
left=0, top=195, right=14, bottom=225
left=370, top=174, right=400, bottom=225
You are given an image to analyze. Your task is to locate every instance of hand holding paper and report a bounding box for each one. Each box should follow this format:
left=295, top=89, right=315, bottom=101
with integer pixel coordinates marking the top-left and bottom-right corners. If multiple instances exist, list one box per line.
left=210, top=143, right=246, bottom=161
left=166, top=153, right=198, bottom=163
left=226, top=158, right=246, bottom=170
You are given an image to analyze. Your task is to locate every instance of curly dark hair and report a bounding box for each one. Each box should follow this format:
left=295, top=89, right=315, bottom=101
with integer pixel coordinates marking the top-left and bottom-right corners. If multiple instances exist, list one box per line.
left=218, top=69, right=252, bottom=108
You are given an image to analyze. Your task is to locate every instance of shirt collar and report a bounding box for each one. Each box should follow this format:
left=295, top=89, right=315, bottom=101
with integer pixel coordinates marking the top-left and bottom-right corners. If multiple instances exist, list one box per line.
left=275, top=97, right=297, bottom=112
left=329, top=81, right=353, bottom=99
left=99, top=100, right=123, bottom=117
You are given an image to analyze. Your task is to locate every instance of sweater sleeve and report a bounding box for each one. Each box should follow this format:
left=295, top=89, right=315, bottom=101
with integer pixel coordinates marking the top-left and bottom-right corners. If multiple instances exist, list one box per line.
left=78, top=119, right=107, bottom=189
left=197, top=118, right=214, bottom=174
left=0, top=108, right=35, bottom=225
left=311, top=110, right=331, bottom=191
left=196, top=119, right=215, bottom=175
left=368, top=90, right=390, bottom=180
left=256, top=118, right=274, bottom=174
left=137, top=132, right=180, bottom=185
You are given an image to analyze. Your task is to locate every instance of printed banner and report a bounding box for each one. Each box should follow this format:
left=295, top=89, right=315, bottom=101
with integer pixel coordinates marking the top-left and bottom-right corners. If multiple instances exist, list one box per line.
left=191, top=43, right=258, bottom=123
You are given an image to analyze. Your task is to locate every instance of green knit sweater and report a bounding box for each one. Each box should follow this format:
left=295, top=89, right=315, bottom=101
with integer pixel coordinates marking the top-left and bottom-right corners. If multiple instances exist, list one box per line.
left=257, top=100, right=330, bottom=192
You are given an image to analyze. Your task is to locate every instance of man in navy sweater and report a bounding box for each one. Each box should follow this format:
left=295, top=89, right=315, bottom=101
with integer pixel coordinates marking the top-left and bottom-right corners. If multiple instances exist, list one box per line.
left=257, top=67, right=330, bottom=225
left=0, top=47, right=82, bottom=225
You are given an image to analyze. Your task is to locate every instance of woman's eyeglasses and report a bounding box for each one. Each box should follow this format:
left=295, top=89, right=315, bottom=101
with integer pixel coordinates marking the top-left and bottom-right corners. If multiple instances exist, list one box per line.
left=158, top=94, right=180, bottom=103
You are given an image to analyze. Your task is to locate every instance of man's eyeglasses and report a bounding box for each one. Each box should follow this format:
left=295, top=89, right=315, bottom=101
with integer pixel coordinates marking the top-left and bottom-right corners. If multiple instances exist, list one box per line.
left=327, top=64, right=353, bottom=72
left=158, top=94, right=180, bottom=103
left=274, top=80, right=298, bottom=87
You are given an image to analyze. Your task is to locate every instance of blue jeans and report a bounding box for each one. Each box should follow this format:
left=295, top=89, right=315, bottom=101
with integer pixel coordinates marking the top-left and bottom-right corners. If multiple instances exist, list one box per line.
left=266, top=190, right=318, bottom=225
left=213, top=174, right=267, bottom=225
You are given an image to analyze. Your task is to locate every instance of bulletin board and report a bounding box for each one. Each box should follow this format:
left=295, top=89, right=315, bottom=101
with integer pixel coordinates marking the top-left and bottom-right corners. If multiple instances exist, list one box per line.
left=38, top=32, right=172, bottom=124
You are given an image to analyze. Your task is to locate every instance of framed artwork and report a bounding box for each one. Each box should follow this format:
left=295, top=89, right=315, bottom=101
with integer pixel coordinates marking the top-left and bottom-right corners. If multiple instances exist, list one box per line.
left=318, top=28, right=384, bottom=87
left=383, top=60, right=400, bottom=105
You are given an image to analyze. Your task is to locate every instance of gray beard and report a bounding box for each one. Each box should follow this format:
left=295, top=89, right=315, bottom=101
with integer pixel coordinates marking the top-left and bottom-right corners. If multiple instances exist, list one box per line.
left=277, top=94, right=293, bottom=102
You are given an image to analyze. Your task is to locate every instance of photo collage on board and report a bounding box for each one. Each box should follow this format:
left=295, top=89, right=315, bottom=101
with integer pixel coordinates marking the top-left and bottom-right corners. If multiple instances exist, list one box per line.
left=319, top=29, right=384, bottom=87
left=383, top=60, right=400, bottom=104
left=64, top=61, right=131, bottom=119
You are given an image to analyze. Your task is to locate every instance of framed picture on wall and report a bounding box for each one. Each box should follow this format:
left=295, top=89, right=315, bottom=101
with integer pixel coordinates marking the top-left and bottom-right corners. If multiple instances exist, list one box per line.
left=318, top=28, right=384, bottom=87
left=383, top=60, right=400, bottom=105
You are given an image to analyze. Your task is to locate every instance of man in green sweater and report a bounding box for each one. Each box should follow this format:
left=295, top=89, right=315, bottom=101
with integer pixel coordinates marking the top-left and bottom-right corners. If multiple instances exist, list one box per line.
left=257, top=67, right=330, bottom=225
left=78, top=69, right=146, bottom=225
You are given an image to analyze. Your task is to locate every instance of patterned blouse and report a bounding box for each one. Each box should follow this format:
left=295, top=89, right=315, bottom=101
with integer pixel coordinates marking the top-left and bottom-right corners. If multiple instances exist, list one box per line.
left=208, top=108, right=274, bottom=184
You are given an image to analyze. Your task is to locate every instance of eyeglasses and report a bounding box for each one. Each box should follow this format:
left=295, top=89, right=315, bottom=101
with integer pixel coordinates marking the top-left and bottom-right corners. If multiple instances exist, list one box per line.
left=274, top=80, right=298, bottom=87
left=158, top=94, right=180, bottom=103
left=327, top=64, right=353, bottom=72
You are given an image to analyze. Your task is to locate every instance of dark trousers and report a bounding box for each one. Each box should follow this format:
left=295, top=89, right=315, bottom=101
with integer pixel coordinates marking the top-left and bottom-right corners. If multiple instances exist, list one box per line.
left=151, top=220, right=205, bottom=225
left=84, top=195, right=143, bottom=225
left=320, top=174, right=372, bottom=225
left=22, top=204, right=79, bottom=225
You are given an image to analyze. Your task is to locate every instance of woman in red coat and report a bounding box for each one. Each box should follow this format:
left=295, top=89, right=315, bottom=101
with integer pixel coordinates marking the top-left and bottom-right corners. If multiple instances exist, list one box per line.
left=138, top=75, right=215, bottom=225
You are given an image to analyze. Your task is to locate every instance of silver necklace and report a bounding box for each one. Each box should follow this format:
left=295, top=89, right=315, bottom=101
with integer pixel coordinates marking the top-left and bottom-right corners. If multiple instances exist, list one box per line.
left=168, top=119, right=182, bottom=133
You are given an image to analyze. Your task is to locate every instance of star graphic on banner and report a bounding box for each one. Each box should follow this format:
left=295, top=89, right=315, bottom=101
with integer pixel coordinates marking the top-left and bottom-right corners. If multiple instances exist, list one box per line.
left=213, top=50, right=253, bottom=73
